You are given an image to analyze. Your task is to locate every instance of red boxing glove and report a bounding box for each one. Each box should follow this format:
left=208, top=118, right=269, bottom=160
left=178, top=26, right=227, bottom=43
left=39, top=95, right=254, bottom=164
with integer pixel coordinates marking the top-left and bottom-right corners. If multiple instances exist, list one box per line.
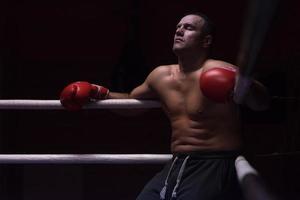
left=200, top=67, right=236, bottom=103
left=60, top=81, right=109, bottom=110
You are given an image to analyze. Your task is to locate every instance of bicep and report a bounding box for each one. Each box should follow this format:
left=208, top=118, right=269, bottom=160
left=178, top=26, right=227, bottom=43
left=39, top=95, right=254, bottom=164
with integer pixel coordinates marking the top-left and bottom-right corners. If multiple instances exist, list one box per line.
left=129, top=65, right=167, bottom=99
left=129, top=82, right=157, bottom=99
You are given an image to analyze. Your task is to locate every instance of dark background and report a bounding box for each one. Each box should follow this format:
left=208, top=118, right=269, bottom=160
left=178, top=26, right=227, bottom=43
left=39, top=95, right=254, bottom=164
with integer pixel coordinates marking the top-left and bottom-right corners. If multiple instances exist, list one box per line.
left=0, top=0, right=299, bottom=199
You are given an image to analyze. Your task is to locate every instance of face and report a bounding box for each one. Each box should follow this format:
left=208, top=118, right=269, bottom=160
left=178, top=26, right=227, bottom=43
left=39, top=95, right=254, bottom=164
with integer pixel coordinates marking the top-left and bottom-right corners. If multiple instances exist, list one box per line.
left=173, top=15, right=208, bottom=54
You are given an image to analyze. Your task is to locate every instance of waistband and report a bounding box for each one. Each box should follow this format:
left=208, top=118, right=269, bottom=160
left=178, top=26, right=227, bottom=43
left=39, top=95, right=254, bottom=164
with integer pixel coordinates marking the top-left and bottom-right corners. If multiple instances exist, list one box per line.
left=173, top=150, right=242, bottom=159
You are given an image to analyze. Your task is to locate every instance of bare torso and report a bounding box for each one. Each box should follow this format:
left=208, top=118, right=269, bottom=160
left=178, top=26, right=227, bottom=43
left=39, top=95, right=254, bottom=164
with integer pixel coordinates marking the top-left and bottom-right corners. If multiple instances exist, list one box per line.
left=150, top=60, right=242, bottom=153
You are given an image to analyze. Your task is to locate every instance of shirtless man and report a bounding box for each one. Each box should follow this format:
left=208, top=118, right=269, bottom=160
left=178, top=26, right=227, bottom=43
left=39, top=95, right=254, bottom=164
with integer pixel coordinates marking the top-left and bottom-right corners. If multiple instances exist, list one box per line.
left=60, top=12, right=269, bottom=200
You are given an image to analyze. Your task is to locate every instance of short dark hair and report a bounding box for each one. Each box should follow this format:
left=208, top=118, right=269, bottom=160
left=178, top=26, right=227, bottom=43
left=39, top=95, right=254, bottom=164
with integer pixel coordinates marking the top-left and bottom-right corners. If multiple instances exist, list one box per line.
left=184, top=12, right=215, bottom=38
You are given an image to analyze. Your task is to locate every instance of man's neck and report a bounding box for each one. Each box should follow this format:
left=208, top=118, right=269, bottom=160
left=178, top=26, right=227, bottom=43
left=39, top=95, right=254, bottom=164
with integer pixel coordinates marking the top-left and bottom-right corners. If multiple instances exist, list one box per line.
left=178, top=52, right=208, bottom=73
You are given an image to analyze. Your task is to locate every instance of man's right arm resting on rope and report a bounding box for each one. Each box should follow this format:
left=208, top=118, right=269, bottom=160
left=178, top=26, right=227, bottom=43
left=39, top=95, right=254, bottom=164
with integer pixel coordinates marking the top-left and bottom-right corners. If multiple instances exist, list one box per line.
left=59, top=67, right=162, bottom=111
left=107, top=69, right=159, bottom=100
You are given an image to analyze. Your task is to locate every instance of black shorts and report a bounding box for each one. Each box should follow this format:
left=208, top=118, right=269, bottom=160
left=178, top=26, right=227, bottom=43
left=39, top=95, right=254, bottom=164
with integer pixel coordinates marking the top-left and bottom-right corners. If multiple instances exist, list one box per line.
left=136, top=151, right=244, bottom=200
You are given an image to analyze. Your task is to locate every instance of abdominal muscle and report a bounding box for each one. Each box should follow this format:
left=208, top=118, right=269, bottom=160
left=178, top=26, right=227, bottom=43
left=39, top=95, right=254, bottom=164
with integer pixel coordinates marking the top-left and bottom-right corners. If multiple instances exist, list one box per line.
left=169, top=111, right=242, bottom=153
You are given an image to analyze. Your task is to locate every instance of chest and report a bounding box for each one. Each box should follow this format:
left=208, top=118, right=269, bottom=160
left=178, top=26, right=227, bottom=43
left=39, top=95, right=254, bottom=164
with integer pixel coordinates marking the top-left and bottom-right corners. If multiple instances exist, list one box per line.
left=154, top=72, right=207, bottom=116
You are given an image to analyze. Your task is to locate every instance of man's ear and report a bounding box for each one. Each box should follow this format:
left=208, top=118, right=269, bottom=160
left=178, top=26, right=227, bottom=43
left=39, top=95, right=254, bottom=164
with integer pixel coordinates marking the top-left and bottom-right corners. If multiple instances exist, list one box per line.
left=203, top=35, right=213, bottom=48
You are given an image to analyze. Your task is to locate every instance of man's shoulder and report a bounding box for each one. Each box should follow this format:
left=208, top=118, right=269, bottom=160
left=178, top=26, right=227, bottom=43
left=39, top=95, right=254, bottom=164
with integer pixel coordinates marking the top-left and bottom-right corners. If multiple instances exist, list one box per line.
left=204, top=59, right=237, bottom=69
left=150, top=64, right=178, bottom=76
left=154, top=64, right=178, bottom=71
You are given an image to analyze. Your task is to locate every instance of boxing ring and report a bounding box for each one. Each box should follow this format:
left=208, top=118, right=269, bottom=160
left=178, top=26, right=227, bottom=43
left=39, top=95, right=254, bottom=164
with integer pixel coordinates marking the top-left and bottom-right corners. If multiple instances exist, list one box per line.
left=0, top=0, right=281, bottom=198
left=0, top=99, right=275, bottom=200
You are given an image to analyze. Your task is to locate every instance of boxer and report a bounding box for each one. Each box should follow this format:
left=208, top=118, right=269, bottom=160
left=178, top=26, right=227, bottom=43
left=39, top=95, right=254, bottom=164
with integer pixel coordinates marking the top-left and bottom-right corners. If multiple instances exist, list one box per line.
left=60, top=12, right=269, bottom=200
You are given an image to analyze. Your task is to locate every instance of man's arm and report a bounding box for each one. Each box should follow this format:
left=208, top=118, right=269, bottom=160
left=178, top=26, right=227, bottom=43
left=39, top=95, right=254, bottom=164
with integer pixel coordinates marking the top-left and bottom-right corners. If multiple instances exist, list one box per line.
left=234, top=70, right=270, bottom=111
left=243, top=80, right=271, bottom=111
left=199, top=60, right=270, bottom=110
left=60, top=66, right=163, bottom=110
left=107, top=66, right=165, bottom=100
left=106, top=92, right=129, bottom=99
left=104, top=69, right=160, bottom=115
left=107, top=67, right=162, bottom=99
left=107, top=82, right=157, bottom=100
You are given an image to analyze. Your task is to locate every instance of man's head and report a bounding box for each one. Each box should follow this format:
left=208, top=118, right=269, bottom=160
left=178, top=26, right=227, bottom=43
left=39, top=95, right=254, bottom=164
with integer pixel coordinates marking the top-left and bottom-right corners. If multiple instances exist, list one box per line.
left=173, top=12, right=215, bottom=56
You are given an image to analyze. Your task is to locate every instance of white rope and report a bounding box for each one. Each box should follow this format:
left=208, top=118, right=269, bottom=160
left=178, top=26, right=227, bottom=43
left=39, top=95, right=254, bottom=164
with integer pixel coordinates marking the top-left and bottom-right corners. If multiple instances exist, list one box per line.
left=0, top=99, right=161, bottom=110
left=0, top=154, right=260, bottom=192
left=235, top=155, right=258, bottom=182
left=0, top=100, right=259, bottom=187
left=0, top=154, right=172, bottom=164
left=0, top=154, right=256, bottom=178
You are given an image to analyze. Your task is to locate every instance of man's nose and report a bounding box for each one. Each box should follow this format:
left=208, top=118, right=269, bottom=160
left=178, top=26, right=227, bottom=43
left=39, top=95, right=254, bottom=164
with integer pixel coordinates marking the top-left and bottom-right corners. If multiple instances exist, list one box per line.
left=175, top=27, right=184, bottom=36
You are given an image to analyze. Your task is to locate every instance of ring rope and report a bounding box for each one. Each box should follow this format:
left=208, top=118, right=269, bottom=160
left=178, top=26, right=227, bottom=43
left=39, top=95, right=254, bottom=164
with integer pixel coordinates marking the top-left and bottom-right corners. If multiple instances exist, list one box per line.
left=0, top=154, right=256, bottom=176
left=0, top=154, right=172, bottom=164
left=235, top=156, right=258, bottom=182
left=0, top=99, right=161, bottom=110
left=0, top=154, right=268, bottom=198
left=0, top=99, right=270, bottom=197
left=235, top=156, right=275, bottom=200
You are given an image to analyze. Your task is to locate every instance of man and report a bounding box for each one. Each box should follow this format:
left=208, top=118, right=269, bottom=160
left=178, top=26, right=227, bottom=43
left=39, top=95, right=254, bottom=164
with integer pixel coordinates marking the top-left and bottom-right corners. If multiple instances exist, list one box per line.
left=60, top=13, right=269, bottom=200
